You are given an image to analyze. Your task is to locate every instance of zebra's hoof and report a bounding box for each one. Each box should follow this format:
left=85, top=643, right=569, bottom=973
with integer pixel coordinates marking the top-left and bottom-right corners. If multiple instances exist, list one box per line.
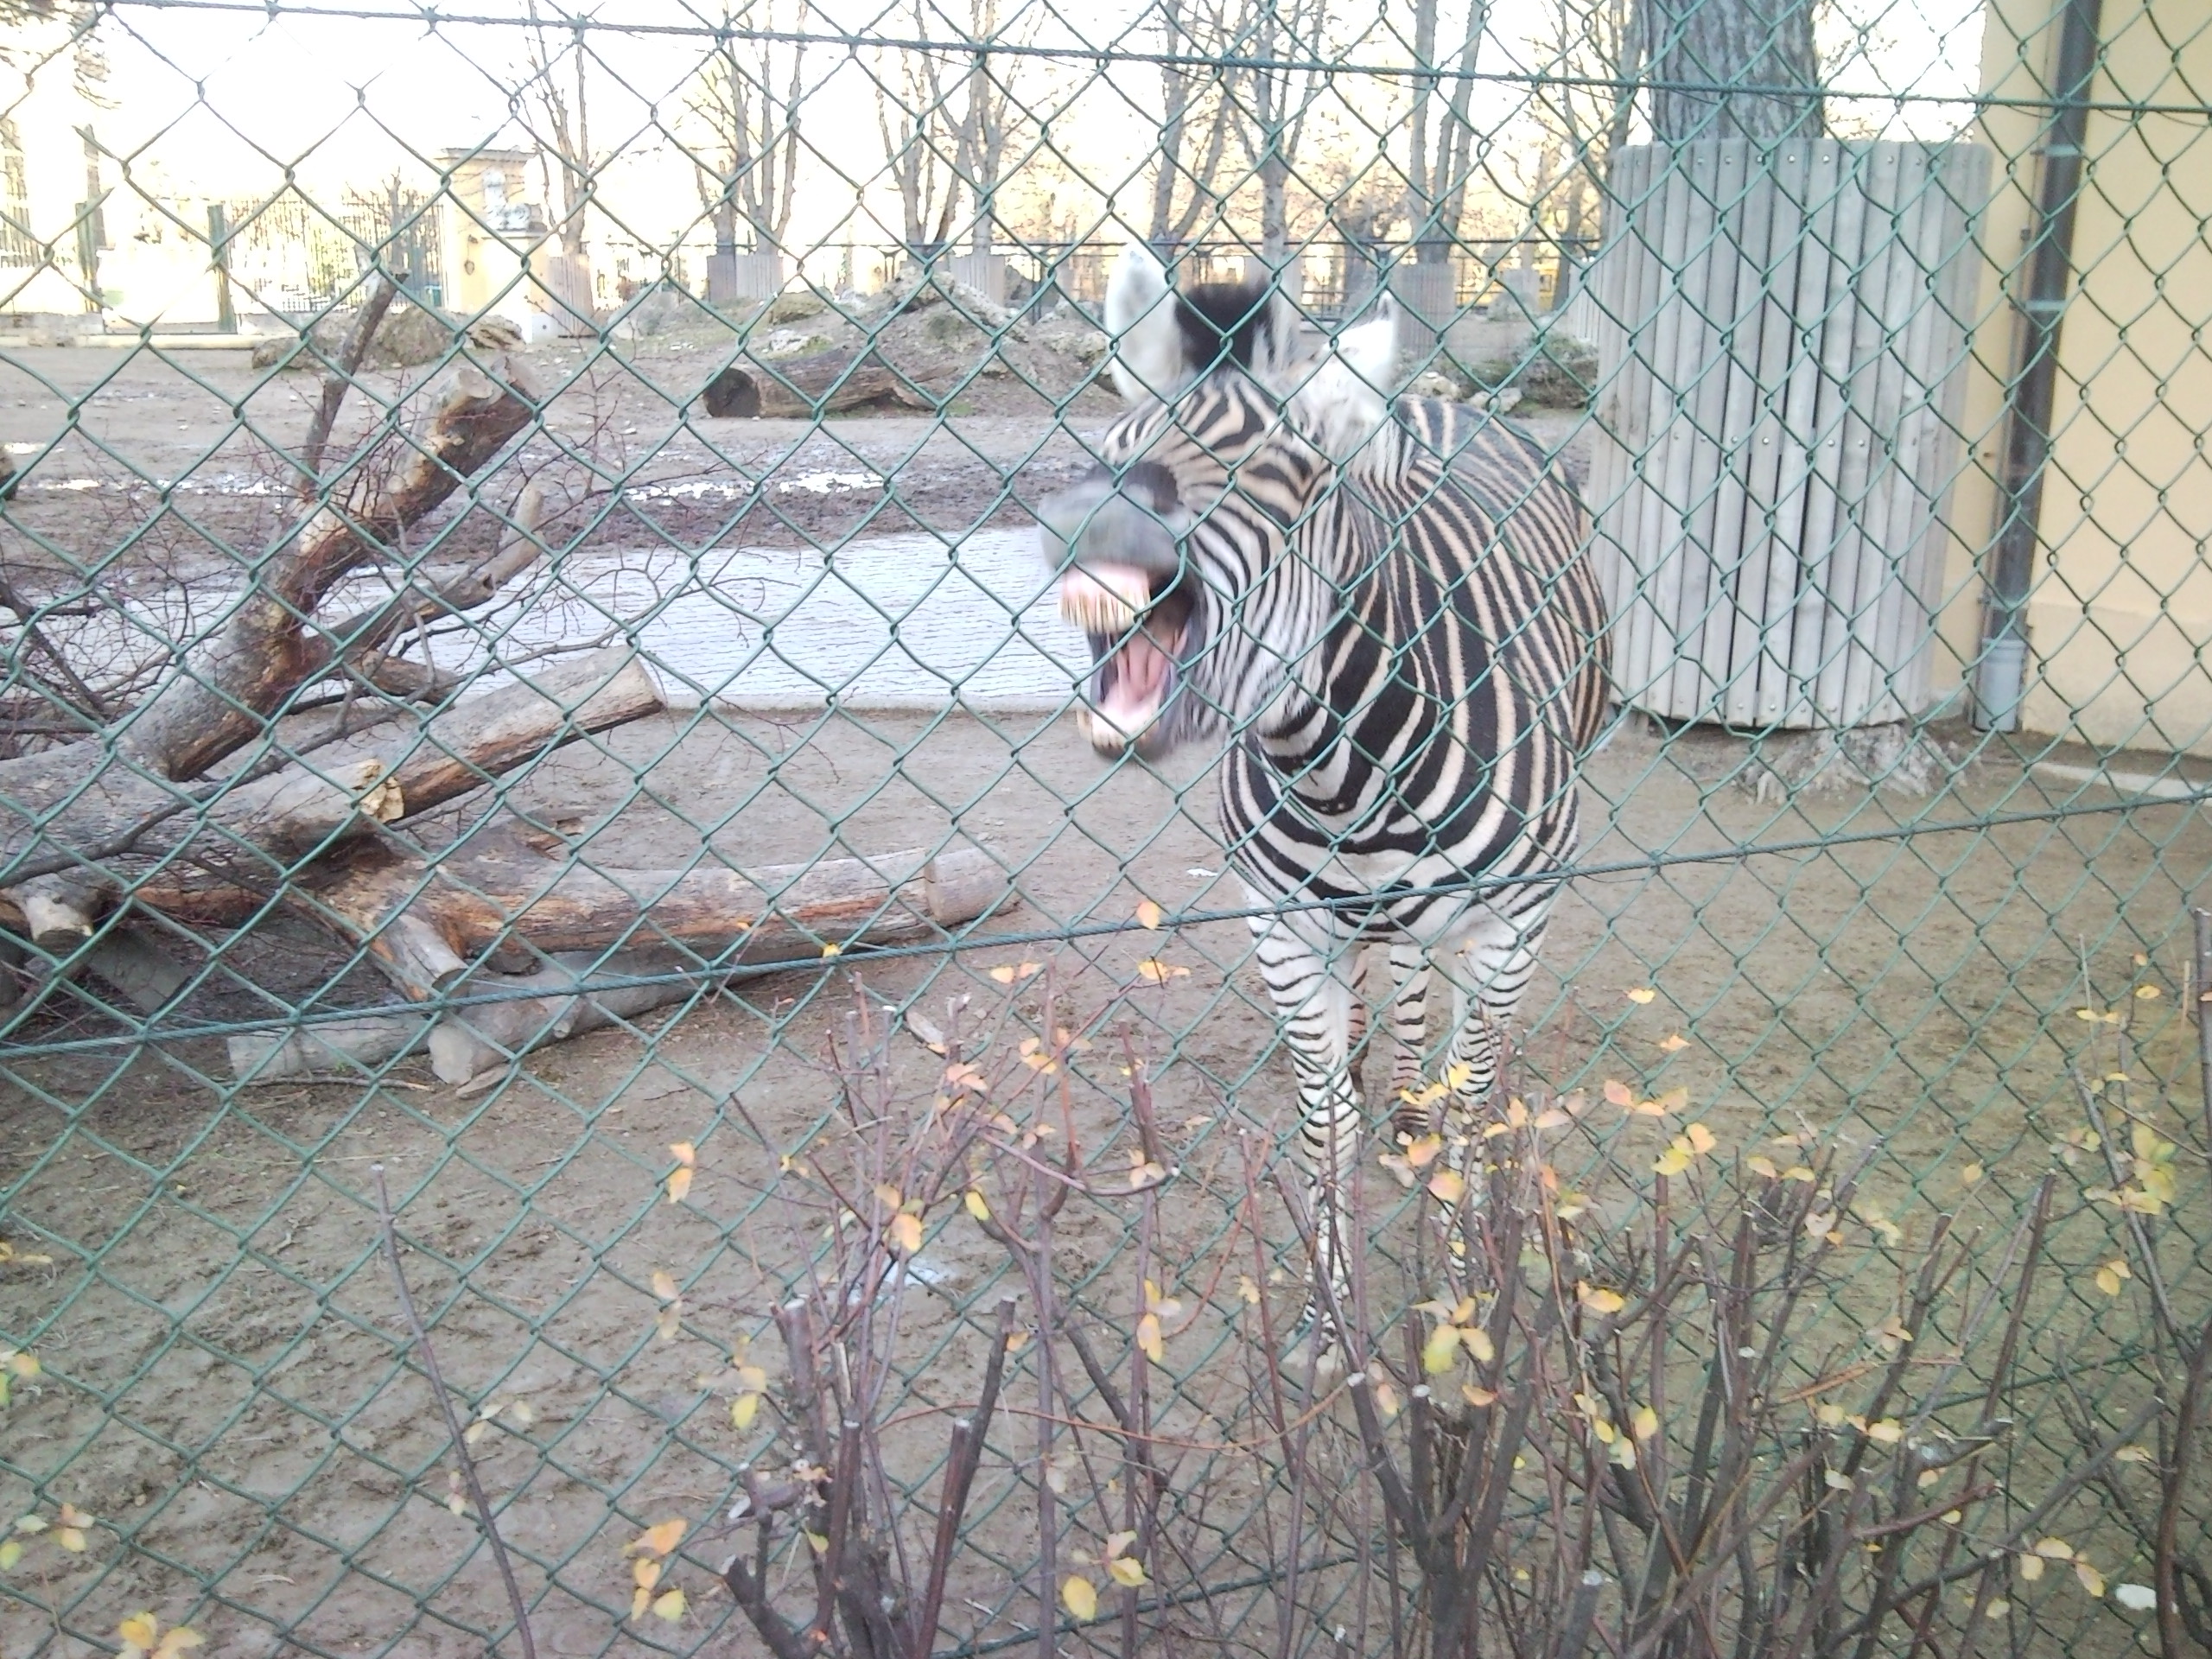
left=1282, top=1306, right=1345, bottom=1377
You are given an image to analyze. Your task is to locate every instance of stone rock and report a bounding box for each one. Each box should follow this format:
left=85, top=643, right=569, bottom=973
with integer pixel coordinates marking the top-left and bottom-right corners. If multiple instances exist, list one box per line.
left=764, top=287, right=831, bottom=325
left=251, top=297, right=524, bottom=371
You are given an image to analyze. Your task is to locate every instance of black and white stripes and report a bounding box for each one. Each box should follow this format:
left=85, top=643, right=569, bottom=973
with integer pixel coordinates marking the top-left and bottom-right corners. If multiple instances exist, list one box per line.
left=1039, top=246, right=1610, bottom=1332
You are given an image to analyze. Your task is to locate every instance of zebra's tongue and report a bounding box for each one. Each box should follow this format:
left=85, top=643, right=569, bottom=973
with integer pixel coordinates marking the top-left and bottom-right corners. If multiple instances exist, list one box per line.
left=1099, top=630, right=1171, bottom=732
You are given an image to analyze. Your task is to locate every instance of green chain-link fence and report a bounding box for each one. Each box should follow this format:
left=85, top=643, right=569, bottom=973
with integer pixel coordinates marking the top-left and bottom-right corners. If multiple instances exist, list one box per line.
left=0, top=0, right=2206, bottom=1651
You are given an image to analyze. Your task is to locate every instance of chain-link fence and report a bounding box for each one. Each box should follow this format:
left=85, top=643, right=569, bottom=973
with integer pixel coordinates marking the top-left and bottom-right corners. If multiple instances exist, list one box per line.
left=0, top=0, right=2206, bottom=1652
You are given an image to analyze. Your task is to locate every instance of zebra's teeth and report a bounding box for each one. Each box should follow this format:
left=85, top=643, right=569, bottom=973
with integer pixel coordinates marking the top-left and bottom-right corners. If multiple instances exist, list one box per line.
left=1058, top=565, right=1152, bottom=632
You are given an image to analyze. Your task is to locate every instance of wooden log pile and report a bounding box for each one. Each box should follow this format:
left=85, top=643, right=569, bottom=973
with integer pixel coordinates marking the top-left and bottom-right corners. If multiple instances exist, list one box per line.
left=1, top=296, right=1013, bottom=1084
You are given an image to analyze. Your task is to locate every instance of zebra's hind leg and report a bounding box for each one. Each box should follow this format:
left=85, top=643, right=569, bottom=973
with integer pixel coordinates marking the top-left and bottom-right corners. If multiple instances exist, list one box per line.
left=1250, top=908, right=1362, bottom=1363
left=1377, top=938, right=1435, bottom=1140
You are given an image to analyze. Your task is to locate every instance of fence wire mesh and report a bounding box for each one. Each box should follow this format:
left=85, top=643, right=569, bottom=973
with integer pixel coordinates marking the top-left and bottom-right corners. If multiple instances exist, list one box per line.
left=0, top=0, right=2207, bottom=1653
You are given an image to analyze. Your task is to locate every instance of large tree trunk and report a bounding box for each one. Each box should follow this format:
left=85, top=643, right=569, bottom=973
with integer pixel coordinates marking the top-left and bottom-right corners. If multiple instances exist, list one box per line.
left=298, top=824, right=1013, bottom=996
left=1643, top=0, right=1822, bottom=144
left=0, top=357, right=536, bottom=943
left=0, top=648, right=664, bottom=936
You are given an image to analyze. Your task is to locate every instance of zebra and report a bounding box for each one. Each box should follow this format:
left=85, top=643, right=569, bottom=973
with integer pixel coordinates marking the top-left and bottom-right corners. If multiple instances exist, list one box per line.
left=1035, top=245, right=1611, bottom=1339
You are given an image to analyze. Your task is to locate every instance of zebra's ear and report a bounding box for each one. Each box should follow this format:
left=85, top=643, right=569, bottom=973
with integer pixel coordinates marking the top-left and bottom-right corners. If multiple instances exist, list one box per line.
left=1106, top=245, right=1185, bottom=403
left=1289, top=299, right=1398, bottom=456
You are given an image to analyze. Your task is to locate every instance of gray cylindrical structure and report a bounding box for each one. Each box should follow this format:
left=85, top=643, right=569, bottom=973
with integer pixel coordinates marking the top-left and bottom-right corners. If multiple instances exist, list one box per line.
left=1585, top=139, right=1991, bottom=729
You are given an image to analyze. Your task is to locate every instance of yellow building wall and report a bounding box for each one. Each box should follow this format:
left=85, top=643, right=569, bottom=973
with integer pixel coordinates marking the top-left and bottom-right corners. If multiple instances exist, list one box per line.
left=1937, top=0, right=2212, bottom=753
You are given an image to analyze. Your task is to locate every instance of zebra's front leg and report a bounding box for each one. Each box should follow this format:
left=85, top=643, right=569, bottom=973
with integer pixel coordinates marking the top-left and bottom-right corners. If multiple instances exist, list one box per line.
left=1252, top=914, right=1362, bottom=1361
left=1428, top=899, right=1554, bottom=1259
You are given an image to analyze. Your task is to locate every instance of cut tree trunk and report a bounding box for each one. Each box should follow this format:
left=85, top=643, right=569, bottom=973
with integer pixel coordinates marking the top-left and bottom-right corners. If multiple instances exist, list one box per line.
left=298, top=824, right=1013, bottom=998
left=702, top=342, right=959, bottom=419
left=227, top=1013, right=437, bottom=1083
left=0, top=647, right=664, bottom=932
left=0, top=356, right=538, bottom=932
left=425, top=950, right=700, bottom=1084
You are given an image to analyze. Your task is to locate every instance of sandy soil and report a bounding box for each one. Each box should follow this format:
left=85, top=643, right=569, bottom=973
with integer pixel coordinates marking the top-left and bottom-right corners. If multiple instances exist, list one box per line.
left=0, top=340, right=2196, bottom=1657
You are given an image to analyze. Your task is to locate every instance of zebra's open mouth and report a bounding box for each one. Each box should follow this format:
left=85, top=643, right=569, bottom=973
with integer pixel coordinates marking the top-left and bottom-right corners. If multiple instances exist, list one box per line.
left=1059, top=561, right=1194, bottom=755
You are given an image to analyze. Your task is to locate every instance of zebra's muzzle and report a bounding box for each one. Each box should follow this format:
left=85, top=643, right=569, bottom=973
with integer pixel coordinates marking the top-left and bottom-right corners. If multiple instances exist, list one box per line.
left=1055, top=561, right=1193, bottom=757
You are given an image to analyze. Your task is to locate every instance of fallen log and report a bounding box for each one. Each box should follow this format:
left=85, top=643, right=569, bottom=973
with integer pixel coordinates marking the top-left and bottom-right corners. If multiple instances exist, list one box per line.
left=0, top=354, right=539, bottom=931
left=0, top=646, right=666, bottom=931
left=300, top=825, right=1014, bottom=999
left=227, top=1013, right=435, bottom=1084
left=425, top=950, right=697, bottom=1084
left=702, top=341, right=959, bottom=419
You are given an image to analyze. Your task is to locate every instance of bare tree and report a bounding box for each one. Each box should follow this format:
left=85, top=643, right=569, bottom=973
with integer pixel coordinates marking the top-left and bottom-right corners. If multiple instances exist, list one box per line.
left=1642, top=0, right=1823, bottom=144
left=1522, top=0, right=1642, bottom=297
left=522, top=0, right=596, bottom=257
left=873, top=0, right=1027, bottom=262
left=1400, top=0, right=1487, bottom=264
left=874, top=3, right=960, bottom=254
left=689, top=1, right=807, bottom=257
left=1146, top=0, right=1240, bottom=249
left=1230, top=0, right=1331, bottom=264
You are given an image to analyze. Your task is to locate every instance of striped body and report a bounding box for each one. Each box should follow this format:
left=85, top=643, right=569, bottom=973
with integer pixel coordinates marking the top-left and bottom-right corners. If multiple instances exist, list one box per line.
left=1041, top=253, right=1608, bottom=1337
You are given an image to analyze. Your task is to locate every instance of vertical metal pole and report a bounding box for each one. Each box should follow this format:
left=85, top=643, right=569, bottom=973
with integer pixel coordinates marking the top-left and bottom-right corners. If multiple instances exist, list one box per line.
left=1975, top=0, right=2105, bottom=731
left=208, top=203, right=236, bottom=334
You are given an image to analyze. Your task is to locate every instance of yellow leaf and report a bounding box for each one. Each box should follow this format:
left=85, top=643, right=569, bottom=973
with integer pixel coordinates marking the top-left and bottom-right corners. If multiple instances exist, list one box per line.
left=665, top=1166, right=693, bottom=1205
left=155, top=1628, right=204, bottom=1658
left=652, top=1270, right=677, bottom=1302
left=1427, top=1169, right=1466, bottom=1205
left=1985, top=1599, right=2009, bottom=1618
left=1580, top=1285, right=1627, bottom=1316
left=804, top=1530, right=828, bottom=1554
left=1685, top=1122, right=1717, bottom=1155
left=1375, top=1379, right=1402, bottom=1419
left=2114, top=1445, right=2153, bottom=1465
left=2032, top=1537, right=2075, bottom=1560
left=0, top=1540, right=20, bottom=1570
left=1465, top=1326, right=1496, bottom=1364
left=1136, top=1313, right=1164, bottom=1364
left=633, top=1559, right=662, bottom=1592
left=1632, top=1405, right=1660, bottom=1440
left=669, top=1141, right=695, bottom=1167
left=1816, top=1402, right=1847, bottom=1427
left=1960, top=1163, right=1982, bottom=1186
left=1135, top=899, right=1162, bottom=930
left=1610, top=1437, right=1637, bottom=1469
left=1135, top=958, right=1191, bottom=983
left=1421, top=1325, right=1462, bottom=1374
left=2074, top=1560, right=2105, bottom=1598
left=1461, top=1384, right=1498, bottom=1408
left=1442, top=1062, right=1476, bottom=1092
left=630, top=1586, right=651, bottom=1620
left=889, top=1212, right=924, bottom=1255
left=1625, top=987, right=1656, bottom=1004
left=652, top=1588, right=688, bottom=1622
left=1237, top=1275, right=1261, bottom=1306
left=2018, top=1554, right=2044, bottom=1582
left=2094, top=1261, right=2128, bottom=1296
left=989, top=962, right=1042, bottom=985
left=1603, top=1078, right=1634, bottom=1108
left=56, top=1526, right=85, bottom=1552
left=1866, top=1419, right=1904, bottom=1445
left=630, top=1518, right=687, bottom=1558
left=1108, top=1555, right=1147, bottom=1587
left=2134, top=984, right=2160, bottom=999
left=656, top=1305, right=681, bottom=1342
left=733, top=1394, right=760, bottom=1431
left=1746, top=1156, right=1779, bottom=1179
left=1825, top=1470, right=1853, bottom=1491
left=964, top=1190, right=990, bottom=1223
left=119, top=1615, right=160, bottom=1652
left=1657, top=1033, right=1689, bottom=1052
left=1404, top=1135, right=1445, bottom=1169
left=1062, top=1576, right=1099, bottom=1622
left=447, top=1492, right=467, bottom=1517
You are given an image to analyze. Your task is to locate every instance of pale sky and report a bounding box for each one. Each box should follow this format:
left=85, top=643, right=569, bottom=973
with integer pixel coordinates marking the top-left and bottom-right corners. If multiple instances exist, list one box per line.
left=80, top=0, right=1991, bottom=264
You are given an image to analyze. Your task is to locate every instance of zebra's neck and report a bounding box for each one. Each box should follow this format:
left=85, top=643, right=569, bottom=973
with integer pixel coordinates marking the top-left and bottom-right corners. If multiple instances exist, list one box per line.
left=1249, top=421, right=1435, bottom=804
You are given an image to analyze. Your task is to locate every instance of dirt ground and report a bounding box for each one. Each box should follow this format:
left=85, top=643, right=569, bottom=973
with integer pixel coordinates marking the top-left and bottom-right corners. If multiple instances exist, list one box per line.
left=0, top=340, right=2201, bottom=1657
